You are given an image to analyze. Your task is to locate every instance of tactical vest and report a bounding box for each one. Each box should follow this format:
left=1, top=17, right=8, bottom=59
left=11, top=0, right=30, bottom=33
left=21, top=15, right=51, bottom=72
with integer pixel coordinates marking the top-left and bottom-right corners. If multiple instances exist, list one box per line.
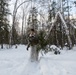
left=29, top=35, right=39, bottom=45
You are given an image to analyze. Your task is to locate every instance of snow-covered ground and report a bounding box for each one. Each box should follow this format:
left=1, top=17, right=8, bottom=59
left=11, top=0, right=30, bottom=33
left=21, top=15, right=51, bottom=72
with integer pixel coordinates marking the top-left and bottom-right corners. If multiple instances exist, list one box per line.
left=0, top=45, right=76, bottom=75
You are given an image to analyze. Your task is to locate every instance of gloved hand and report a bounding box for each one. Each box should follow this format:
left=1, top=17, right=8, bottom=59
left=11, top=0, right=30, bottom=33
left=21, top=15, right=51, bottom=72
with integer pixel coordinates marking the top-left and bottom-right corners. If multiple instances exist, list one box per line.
left=27, top=47, right=28, bottom=50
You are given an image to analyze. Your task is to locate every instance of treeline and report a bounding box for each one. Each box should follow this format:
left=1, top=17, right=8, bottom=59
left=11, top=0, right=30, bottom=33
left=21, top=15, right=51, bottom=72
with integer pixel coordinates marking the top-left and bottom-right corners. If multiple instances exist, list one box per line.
left=0, top=0, right=76, bottom=49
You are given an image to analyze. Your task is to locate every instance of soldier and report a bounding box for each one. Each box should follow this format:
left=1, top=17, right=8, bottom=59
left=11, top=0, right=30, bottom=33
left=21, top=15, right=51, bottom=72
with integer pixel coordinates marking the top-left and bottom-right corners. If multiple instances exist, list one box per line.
left=26, top=28, right=39, bottom=61
left=27, top=28, right=39, bottom=50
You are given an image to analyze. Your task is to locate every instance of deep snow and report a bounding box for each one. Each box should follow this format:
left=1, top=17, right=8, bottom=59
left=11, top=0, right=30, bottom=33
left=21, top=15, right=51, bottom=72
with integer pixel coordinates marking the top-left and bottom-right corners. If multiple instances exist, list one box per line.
left=0, top=45, right=76, bottom=75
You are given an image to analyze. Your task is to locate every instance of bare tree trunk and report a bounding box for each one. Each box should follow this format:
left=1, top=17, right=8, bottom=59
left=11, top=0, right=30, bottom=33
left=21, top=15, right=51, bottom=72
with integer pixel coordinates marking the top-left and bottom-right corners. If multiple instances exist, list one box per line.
left=21, top=9, right=25, bottom=44
left=1, top=35, right=3, bottom=49
left=9, top=30, right=12, bottom=48
left=56, top=27, right=59, bottom=46
left=61, top=24, right=64, bottom=49
left=10, top=0, right=18, bottom=46
left=1, top=40, right=3, bottom=49
left=58, top=12, right=72, bottom=49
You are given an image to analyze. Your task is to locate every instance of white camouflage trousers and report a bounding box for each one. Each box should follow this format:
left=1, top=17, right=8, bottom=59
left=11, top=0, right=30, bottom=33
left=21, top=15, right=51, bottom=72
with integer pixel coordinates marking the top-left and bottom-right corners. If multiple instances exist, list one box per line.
left=30, top=45, right=38, bottom=62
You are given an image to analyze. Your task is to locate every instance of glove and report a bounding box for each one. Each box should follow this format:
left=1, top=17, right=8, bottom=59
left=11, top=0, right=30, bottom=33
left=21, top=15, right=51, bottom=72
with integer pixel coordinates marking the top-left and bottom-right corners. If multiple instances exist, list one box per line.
left=27, top=47, right=28, bottom=50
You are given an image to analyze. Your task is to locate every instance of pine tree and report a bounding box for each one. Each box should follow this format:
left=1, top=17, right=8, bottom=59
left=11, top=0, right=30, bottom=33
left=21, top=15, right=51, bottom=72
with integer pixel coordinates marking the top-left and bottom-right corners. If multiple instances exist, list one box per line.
left=0, top=0, right=10, bottom=48
left=27, top=7, right=38, bottom=30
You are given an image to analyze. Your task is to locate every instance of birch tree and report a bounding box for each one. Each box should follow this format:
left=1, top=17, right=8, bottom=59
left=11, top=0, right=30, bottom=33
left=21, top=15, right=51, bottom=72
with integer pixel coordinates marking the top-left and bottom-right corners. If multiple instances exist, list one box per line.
left=10, top=0, right=31, bottom=46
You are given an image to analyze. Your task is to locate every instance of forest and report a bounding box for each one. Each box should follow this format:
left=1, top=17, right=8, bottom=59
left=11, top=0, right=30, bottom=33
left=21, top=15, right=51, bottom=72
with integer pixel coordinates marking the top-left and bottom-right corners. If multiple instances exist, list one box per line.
left=0, top=0, right=76, bottom=50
